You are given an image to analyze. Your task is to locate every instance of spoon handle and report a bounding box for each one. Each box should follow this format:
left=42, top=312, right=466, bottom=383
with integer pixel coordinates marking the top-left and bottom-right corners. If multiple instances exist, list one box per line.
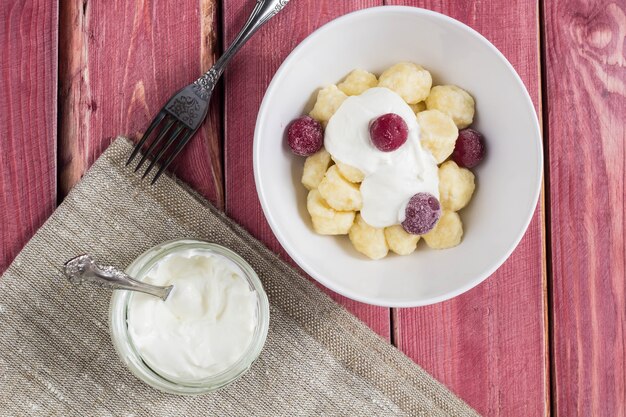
left=63, top=254, right=172, bottom=301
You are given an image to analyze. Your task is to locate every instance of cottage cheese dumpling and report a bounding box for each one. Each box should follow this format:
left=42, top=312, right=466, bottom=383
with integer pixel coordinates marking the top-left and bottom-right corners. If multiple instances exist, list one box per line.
left=349, top=214, right=389, bottom=260
left=301, top=148, right=332, bottom=190
left=332, top=157, right=365, bottom=183
left=309, top=85, right=348, bottom=124
left=438, top=161, right=475, bottom=211
left=423, top=211, right=464, bottom=249
left=416, top=110, right=459, bottom=164
left=425, top=85, right=475, bottom=129
left=378, top=62, right=432, bottom=104
left=307, top=189, right=355, bottom=235
left=318, top=165, right=363, bottom=211
left=384, top=225, right=421, bottom=255
left=338, top=69, right=378, bottom=96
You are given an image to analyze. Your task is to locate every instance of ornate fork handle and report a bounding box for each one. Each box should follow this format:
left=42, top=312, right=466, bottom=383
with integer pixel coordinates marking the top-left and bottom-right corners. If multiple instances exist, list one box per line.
left=128, top=0, right=290, bottom=182
left=63, top=254, right=173, bottom=301
left=194, top=0, right=290, bottom=96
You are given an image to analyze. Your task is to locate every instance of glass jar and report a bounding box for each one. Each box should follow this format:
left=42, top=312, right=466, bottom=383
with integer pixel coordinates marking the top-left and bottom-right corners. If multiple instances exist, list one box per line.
left=109, top=239, right=270, bottom=395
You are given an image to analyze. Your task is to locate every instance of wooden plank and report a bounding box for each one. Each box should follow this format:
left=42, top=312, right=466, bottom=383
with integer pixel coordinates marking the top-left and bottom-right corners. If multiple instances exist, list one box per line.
left=383, top=1, right=548, bottom=416
left=222, top=0, right=391, bottom=339
left=58, top=0, right=223, bottom=207
left=543, top=1, right=626, bottom=415
left=0, top=1, right=58, bottom=272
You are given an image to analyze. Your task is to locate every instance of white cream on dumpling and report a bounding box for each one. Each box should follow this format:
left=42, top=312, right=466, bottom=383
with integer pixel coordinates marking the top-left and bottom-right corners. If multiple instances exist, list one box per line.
left=324, top=87, right=439, bottom=228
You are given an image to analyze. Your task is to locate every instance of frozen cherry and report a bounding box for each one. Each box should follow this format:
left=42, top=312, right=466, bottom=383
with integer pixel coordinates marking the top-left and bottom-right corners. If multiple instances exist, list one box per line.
left=369, top=113, right=408, bottom=152
left=287, top=116, right=324, bottom=156
left=402, top=192, right=442, bottom=235
left=452, top=128, right=485, bottom=168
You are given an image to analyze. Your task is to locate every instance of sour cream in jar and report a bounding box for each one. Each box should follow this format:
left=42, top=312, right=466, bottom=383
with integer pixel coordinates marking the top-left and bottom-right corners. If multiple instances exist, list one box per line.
left=126, top=245, right=261, bottom=382
left=110, top=240, right=269, bottom=394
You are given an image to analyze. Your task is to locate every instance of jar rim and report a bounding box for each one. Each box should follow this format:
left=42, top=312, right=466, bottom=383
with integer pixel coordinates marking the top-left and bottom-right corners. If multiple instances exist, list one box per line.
left=109, top=239, right=270, bottom=395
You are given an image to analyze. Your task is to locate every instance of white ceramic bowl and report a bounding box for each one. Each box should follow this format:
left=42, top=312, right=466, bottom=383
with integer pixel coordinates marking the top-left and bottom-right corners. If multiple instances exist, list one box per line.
left=254, top=6, right=542, bottom=307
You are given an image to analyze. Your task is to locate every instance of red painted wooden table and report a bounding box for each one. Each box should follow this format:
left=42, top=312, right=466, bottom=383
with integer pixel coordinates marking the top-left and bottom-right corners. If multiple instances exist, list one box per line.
left=1, top=1, right=624, bottom=416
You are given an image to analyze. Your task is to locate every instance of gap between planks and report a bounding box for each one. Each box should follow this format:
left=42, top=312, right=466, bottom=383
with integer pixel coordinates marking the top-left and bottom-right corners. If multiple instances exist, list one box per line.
left=538, top=1, right=556, bottom=415
left=57, top=0, right=225, bottom=207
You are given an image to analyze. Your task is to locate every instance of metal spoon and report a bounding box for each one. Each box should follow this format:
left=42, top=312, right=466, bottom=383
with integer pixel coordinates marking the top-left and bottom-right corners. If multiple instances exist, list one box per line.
left=63, top=254, right=173, bottom=301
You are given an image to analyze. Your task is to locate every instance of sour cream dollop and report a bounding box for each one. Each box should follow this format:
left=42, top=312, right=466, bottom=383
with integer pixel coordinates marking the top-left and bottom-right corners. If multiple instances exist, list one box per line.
left=324, top=87, right=439, bottom=228
left=127, top=249, right=257, bottom=381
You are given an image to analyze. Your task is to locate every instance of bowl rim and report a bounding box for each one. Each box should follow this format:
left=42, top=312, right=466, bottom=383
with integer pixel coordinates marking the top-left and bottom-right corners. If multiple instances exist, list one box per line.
left=253, top=5, right=543, bottom=307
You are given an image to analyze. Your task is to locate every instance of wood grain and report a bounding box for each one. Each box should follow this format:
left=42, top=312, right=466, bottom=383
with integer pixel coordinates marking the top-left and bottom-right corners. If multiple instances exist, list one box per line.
left=382, top=1, right=548, bottom=416
left=0, top=1, right=58, bottom=272
left=58, top=0, right=223, bottom=206
left=543, top=1, right=626, bottom=415
left=222, top=0, right=391, bottom=339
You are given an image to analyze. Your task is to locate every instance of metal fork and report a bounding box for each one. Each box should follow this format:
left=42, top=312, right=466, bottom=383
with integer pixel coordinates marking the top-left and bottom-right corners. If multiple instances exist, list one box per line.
left=127, top=0, right=290, bottom=183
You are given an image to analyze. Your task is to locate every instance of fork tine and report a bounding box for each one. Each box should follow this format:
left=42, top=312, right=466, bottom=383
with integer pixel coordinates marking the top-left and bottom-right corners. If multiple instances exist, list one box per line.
left=126, top=111, right=167, bottom=166
left=141, top=124, right=186, bottom=179
left=150, top=129, right=196, bottom=184
left=134, top=116, right=176, bottom=172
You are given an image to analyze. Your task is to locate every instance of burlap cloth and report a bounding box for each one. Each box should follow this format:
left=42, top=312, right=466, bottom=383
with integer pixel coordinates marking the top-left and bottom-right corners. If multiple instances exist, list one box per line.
left=0, top=138, right=479, bottom=416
